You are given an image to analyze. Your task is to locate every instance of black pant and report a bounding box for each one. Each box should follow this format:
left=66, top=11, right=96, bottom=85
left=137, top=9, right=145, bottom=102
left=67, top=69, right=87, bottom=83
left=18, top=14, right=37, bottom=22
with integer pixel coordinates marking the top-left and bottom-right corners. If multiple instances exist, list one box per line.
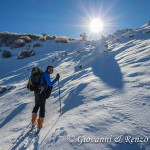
left=32, top=86, right=53, bottom=118
left=32, top=92, right=46, bottom=118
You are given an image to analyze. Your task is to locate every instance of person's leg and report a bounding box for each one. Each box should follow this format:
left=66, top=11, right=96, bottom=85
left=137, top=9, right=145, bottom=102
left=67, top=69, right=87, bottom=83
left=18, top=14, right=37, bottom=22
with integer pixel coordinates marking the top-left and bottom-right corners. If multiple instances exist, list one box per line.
left=32, top=92, right=40, bottom=125
left=39, top=98, right=46, bottom=118
left=32, top=92, right=40, bottom=113
left=32, top=103, right=39, bottom=114
left=38, top=93, right=46, bottom=130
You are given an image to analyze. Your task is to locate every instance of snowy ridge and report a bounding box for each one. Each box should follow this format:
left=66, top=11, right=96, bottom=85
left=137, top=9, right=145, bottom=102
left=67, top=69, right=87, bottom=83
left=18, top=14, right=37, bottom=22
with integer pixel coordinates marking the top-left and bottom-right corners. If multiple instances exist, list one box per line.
left=0, top=23, right=150, bottom=150
left=107, top=21, right=150, bottom=44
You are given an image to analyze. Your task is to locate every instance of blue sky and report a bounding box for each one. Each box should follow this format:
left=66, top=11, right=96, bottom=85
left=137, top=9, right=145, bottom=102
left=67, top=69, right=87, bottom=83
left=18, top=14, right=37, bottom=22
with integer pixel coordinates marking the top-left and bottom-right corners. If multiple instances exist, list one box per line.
left=0, top=0, right=150, bottom=40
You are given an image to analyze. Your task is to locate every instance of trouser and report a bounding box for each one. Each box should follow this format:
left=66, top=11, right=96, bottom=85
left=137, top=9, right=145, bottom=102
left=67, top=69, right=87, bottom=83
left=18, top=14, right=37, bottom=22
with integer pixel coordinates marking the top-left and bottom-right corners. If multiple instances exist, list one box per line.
left=32, top=92, right=46, bottom=118
left=32, top=86, right=53, bottom=118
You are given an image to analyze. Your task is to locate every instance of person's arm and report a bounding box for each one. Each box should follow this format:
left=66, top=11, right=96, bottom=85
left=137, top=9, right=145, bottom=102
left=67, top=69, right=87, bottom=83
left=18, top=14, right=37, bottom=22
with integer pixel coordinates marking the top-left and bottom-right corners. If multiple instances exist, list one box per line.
left=51, top=78, right=58, bottom=85
left=51, top=73, right=60, bottom=85
left=45, top=72, right=58, bottom=87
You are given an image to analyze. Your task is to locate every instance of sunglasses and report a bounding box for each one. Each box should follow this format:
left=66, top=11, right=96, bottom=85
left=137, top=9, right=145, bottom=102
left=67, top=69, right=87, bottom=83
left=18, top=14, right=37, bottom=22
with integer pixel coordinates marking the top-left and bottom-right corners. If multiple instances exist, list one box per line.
left=48, top=67, right=53, bottom=71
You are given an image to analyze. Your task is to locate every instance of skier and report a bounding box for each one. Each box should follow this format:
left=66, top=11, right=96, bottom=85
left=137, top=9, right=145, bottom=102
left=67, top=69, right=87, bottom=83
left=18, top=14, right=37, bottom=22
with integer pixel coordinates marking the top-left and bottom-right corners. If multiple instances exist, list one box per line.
left=31, top=65, right=60, bottom=131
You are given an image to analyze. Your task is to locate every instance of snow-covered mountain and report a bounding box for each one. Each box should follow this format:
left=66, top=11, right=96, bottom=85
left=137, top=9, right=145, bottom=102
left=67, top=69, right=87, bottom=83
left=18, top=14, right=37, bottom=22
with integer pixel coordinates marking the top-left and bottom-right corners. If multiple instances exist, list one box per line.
left=0, top=22, right=150, bottom=150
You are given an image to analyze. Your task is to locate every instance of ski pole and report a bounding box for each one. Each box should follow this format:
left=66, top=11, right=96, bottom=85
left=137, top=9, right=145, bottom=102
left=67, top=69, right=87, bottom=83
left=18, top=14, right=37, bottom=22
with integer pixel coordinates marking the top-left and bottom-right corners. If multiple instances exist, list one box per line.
left=58, top=79, right=61, bottom=115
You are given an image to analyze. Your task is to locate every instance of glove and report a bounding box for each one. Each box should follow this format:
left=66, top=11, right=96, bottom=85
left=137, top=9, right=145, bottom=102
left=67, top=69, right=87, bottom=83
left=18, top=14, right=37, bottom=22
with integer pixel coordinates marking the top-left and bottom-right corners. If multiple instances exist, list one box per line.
left=56, top=73, right=60, bottom=79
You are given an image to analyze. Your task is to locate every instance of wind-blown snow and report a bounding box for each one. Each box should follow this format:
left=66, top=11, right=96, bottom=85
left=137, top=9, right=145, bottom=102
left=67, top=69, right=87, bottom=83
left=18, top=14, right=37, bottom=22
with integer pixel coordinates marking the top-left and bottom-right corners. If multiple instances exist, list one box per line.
left=0, top=23, right=150, bottom=150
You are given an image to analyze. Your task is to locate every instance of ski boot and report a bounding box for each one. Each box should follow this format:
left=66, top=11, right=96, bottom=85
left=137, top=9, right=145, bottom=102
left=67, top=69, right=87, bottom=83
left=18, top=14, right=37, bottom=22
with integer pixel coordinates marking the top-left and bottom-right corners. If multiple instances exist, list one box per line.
left=38, top=117, right=44, bottom=131
left=32, top=113, right=37, bottom=127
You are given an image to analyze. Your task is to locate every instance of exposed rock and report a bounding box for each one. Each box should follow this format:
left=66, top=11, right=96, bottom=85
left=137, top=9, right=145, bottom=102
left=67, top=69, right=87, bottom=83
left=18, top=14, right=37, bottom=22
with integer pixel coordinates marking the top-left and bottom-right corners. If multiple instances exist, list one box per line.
left=0, top=87, right=7, bottom=94
left=0, top=86, right=13, bottom=94
left=2, top=50, right=12, bottom=58
left=33, top=43, right=42, bottom=47
left=129, top=35, right=134, bottom=38
left=79, top=65, right=82, bottom=69
left=146, top=30, right=150, bottom=33
left=17, top=50, right=35, bottom=59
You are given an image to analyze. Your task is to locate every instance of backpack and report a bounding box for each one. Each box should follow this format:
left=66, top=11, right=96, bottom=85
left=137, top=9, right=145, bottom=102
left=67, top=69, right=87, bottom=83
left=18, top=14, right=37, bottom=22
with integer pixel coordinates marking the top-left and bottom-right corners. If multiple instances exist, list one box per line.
left=27, top=67, right=43, bottom=92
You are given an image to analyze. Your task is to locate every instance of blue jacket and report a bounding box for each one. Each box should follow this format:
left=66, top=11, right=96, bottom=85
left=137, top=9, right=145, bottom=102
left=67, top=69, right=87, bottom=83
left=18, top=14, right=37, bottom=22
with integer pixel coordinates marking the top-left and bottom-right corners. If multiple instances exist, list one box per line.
left=40, top=71, right=58, bottom=90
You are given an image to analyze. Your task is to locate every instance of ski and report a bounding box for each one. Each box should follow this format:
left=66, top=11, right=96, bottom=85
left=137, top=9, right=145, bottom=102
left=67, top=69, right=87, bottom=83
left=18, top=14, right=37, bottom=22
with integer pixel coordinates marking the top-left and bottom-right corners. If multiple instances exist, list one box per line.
left=35, top=129, right=41, bottom=137
left=23, top=125, right=37, bottom=148
left=27, top=125, right=36, bottom=137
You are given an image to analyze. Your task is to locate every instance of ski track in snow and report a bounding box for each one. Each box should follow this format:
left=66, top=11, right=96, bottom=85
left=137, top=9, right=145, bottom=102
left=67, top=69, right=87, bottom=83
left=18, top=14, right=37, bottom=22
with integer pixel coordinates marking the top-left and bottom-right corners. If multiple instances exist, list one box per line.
left=0, top=24, right=150, bottom=150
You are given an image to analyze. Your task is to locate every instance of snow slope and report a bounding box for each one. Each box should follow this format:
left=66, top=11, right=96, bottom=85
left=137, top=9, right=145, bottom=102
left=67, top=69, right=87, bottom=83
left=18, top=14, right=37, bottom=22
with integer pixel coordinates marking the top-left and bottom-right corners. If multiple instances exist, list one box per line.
left=0, top=23, right=150, bottom=150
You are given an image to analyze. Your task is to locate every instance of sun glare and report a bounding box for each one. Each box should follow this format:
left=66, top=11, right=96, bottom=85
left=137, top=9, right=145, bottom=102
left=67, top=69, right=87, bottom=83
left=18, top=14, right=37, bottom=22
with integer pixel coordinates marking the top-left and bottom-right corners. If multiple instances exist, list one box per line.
left=89, top=18, right=104, bottom=33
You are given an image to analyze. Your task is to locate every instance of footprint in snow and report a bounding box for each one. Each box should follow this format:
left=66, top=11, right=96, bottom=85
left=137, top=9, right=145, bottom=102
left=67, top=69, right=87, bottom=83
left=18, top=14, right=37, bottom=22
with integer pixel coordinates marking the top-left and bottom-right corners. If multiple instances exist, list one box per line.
left=48, top=127, right=67, bottom=145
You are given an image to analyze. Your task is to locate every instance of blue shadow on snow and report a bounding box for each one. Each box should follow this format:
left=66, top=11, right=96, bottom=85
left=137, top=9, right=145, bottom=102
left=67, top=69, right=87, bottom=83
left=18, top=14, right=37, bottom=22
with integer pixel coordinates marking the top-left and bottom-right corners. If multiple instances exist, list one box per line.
left=0, top=103, right=27, bottom=128
left=94, top=53, right=123, bottom=89
left=108, top=142, right=146, bottom=150
left=85, top=51, right=123, bottom=89
left=62, top=83, right=87, bottom=114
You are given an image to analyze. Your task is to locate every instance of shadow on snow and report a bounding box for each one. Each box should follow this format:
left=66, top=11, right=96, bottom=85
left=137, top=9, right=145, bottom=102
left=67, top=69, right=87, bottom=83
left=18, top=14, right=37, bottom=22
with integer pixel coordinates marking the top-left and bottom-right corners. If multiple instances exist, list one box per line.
left=62, top=83, right=87, bottom=114
left=91, top=52, right=123, bottom=89
left=0, top=103, right=27, bottom=128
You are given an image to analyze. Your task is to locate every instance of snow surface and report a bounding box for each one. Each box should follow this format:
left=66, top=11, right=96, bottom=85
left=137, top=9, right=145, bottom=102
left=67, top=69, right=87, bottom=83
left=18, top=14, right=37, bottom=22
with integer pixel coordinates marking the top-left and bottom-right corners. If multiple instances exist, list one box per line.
left=0, top=23, right=150, bottom=150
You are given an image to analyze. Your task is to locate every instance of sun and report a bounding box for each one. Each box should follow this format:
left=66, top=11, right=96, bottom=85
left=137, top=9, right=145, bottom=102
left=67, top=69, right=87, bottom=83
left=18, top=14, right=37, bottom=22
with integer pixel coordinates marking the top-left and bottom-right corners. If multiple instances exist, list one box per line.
left=89, top=18, right=104, bottom=33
